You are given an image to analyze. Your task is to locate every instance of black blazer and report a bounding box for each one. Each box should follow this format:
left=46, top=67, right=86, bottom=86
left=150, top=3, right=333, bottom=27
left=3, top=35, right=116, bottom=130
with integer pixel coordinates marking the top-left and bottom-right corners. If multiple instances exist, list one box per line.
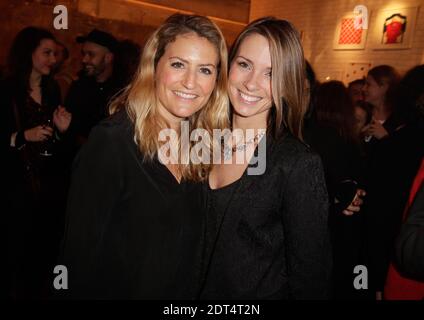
left=201, top=133, right=332, bottom=300
left=59, top=110, right=205, bottom=299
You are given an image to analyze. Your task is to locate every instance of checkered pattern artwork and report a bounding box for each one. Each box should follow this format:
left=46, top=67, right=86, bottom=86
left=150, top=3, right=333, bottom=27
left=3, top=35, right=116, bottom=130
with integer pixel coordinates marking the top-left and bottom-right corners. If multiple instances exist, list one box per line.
left=338, top=18, right=363, bottom=44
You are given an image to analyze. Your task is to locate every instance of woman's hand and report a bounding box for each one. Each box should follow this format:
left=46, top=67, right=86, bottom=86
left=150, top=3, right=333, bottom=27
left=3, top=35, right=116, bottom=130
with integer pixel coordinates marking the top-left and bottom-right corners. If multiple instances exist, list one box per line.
left=362, top=120, right=388, bottom=140
left=24, top=125, right=53, bottom=142
left=342, top=189, right=366, bottom=216
left=53, top=106, right=72, bottom=133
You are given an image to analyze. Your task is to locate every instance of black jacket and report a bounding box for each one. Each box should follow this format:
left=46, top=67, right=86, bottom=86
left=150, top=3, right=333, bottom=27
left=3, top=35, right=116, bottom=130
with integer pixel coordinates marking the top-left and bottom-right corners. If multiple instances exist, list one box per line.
left=395, top=176, right=424, bottom=281
left=59, top=110, right=205, bottom=299
left=201, top=133, right=332, bottom=300
left=363, top=117, right=424, bottom=290
left=65, top=75, right=123, bottom=142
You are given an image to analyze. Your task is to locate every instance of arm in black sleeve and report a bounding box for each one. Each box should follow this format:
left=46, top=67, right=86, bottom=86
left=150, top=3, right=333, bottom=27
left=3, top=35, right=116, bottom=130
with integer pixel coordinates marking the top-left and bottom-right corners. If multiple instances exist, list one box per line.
left=64, top=81, right=81, bottom=136
left=59, top=124, right=123, bottom=298
left=395, top=183, right=424, bottom=281
left=0, top=82, right=19, bottom=149
left=282, top=151, right=333, bottom=299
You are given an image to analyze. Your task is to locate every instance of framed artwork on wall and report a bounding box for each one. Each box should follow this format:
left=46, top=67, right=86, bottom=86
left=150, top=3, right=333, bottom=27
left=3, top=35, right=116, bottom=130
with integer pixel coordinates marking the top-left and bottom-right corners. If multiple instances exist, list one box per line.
left=333, top=12, right=368, bottom=50
left=342, top=62, right=372, bottom=84
left=371, top=6, right=418, bottom=50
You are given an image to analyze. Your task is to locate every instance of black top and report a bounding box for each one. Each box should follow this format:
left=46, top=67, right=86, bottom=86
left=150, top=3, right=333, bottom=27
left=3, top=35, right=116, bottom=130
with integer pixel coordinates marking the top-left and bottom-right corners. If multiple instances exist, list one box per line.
left=200, top=133, right=332, bottom=300
left=59, top=110, right=205, bottom=299
left=0, top=76, right=66, bottom=193
left=65, top=75, right=123, bottom=141
left=1, top=76, right=69, bottom=298
left=208, top=180, right=240, bottom=237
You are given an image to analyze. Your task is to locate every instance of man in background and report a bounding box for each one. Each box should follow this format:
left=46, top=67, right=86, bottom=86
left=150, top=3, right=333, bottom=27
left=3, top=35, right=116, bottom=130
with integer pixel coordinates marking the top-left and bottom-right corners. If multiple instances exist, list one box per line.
left=66, top=29, right=123, bottom=149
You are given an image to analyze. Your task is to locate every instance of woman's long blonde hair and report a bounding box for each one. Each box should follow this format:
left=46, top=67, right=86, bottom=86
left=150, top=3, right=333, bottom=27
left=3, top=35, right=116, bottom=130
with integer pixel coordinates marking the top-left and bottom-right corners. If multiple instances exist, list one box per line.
left=110, top=14, right=229, bottom=181
left=229, top=17, right=306, bottom=140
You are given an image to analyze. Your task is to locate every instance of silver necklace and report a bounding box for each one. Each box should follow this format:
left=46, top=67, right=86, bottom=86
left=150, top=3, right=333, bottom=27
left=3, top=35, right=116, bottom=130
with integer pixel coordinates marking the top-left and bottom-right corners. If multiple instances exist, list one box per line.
left=222, top=131, right=265, bottom=161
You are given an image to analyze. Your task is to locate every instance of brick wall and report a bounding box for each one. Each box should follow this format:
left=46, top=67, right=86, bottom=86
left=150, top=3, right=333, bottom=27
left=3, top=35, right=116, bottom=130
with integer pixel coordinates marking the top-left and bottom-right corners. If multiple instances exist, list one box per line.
left=0, top=0, right=157, bottom=77
left=0, top=0, right=246, bottom=77
left=1, top=0, right=422, bottom=83
left=250, top=0, right=424, bottom=82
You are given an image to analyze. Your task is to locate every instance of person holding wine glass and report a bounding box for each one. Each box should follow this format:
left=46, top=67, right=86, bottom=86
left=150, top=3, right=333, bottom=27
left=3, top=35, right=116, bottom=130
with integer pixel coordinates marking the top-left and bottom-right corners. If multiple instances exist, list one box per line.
left=1, top=26, right=72, bottom=299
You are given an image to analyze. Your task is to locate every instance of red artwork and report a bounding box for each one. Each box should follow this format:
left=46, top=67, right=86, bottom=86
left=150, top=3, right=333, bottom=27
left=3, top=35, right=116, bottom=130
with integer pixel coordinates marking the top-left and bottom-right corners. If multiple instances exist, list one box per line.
left=338, top=18, right=363, bottom=44
left=383, top=13, right=407, bottom=44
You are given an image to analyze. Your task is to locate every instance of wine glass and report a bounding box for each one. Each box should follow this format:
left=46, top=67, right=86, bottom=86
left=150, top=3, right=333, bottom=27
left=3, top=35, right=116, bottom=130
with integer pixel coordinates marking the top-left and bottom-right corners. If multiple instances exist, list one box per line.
left=39, top=118, right=54, bottom=157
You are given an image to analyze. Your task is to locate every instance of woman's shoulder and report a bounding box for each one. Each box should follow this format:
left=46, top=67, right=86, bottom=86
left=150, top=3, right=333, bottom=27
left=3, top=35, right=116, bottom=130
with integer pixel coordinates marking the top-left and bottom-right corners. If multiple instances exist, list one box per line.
left=87, top=109, right=134, bottom=147
left=98, top=108, right=133, bottom=131
left=272, top=132, right=317, bottom=159
left=269, top=132, right=323, bottom=173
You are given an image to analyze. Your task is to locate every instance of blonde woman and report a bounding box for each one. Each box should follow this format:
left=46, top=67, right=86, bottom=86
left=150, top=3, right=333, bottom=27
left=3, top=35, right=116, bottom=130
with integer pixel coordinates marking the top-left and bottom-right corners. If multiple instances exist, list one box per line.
left=201, top=17, right=332, bottom=299
left=60, top=14, right=228, bottom=299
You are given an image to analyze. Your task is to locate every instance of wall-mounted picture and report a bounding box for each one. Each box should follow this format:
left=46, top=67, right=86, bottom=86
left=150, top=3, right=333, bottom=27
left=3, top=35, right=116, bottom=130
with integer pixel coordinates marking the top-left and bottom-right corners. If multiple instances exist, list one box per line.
left=342, top=62, right=372, bottom=84
left=333, top=12, right=368, bottom=50
left=371, top=7, right=418, bottom=50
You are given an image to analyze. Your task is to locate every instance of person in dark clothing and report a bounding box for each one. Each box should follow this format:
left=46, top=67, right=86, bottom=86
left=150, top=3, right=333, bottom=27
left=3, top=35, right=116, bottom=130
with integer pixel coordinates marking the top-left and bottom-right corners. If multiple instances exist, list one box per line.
left=114, top=39, right=142, bottom=89
left=395, top=164, right=424, bottom=282
left=384, top=159, right=424, bottom=299
left=362, top=65, right=424, bottom=299
left=1, top=26, right=72, bottom=299
left=58, top=14, right=229, bottom=299
left=383, top=65, right=424, bottom=299
left=201, top=17, right=332, bottom=300
left=65, top=29, right=123, bottom=149
left=305, top=80, right=367, bottom=300
left=52, top=41, right=73, bottom=103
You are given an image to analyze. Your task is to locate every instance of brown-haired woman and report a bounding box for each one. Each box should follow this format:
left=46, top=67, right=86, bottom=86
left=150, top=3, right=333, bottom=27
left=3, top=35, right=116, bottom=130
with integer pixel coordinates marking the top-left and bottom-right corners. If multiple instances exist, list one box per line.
left=60, top=13, right=229, bottom=299
left=1, top=26, right=72, bottom=299
left=200, top=17, right=332, bottom=300
left=362, top=65, right=400, bottom=139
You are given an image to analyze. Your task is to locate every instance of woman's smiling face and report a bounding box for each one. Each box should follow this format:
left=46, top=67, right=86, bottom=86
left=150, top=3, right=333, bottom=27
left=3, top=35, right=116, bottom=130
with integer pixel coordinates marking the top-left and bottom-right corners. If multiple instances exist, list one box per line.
left=155, top=32, right=219, bottom=123
left=228, top=33, right=273, bottom=119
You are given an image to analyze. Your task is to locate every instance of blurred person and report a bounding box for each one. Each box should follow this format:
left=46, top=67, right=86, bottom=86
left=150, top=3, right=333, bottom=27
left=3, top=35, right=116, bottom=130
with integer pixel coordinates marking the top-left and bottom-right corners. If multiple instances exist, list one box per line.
left=65, top=29, right=123, bottom=149
left=114, top=39, right=142, bottom=89
left=384, top=159, right=424, bottom=299
left=1, top=26, right=72, bottom=299
left=362, top=65, right=423, bottom=299
left=348, top=78, right=365, bottom=105
left=354, top=101, right=372, bottom=137
left=308, top=80, right=367, bottom=299
left=52, top=41, right=74, bottom=103
left=384, top=65, right=424, bottom=299
left=395, top=164, right=424, bottom=281
left=362, top=65, right=400, bottom=139
left=304, top=65, right=365, bottom=218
